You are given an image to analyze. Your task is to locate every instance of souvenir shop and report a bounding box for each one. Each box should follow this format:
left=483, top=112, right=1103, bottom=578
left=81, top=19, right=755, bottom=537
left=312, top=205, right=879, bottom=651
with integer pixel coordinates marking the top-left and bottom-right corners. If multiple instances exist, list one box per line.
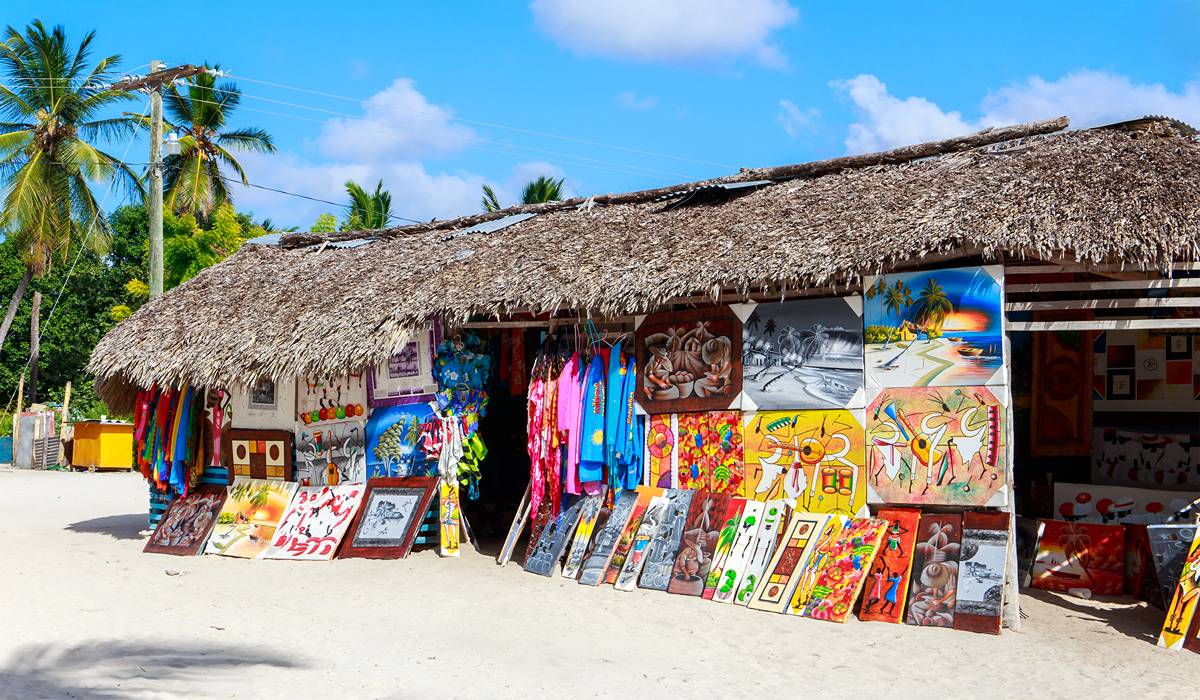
left=89, top=116, right=1200, bottom=647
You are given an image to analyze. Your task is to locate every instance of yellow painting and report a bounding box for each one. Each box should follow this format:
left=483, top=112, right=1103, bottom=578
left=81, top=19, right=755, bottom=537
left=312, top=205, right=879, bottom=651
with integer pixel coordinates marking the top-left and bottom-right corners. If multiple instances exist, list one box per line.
left=204, top=477, right=298, bottom=558
left=1158, top=526, right=1200, bottom=650
left=742, top=410, right=866, bottom=516
left=439, top=479, right=461, bottom=558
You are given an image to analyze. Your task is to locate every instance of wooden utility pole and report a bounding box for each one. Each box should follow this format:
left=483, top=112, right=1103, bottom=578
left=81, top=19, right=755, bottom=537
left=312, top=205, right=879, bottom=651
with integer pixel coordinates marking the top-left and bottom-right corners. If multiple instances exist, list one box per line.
left=28, top=291, right=40, bottom=404
left=57, top=380, right=72, bottom=467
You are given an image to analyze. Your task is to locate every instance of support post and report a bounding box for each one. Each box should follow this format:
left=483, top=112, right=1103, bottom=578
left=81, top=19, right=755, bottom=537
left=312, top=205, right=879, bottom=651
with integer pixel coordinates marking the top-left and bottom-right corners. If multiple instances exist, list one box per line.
left=57, top=380, right=71, bottom=466
left=148, top=59, right=165, bottom=298
left=1001, top=277, right=1021, bottom=632
left=28, top=291, right=40, bottom=404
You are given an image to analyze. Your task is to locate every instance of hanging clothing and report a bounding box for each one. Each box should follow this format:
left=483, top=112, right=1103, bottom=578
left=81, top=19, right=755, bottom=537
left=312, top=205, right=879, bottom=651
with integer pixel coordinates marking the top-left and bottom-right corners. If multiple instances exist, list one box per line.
left=526, top=372, right=549, bottom=518
left=604, top=342, right=629, bottom=491
left=556, top=353, right=583, bottom=495
left=578, top=352, right=607, bottom=489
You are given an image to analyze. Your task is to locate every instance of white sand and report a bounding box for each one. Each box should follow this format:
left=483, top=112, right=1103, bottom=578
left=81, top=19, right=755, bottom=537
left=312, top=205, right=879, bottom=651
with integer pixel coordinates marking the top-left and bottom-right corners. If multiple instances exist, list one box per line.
left=0, top=468, right=1195, bottom=699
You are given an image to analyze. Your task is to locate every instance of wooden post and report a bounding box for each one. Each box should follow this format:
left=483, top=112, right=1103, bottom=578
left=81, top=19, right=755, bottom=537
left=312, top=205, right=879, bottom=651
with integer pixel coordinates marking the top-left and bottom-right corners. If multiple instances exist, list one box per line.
left=28, top=291, right=40, bottom=404
left=1000, top=273, right=1021, bottom=632
left=57, top=380, right=72, bottom=466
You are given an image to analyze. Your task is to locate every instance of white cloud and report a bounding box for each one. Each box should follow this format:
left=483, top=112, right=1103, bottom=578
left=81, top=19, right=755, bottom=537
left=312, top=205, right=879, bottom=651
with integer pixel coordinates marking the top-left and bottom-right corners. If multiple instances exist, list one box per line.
left=616, top=91, right=658, bottom=110
left=777, top=99, right=819, bottom=138
left=318, top=77, right=475, bottom=161
left=833, top=71, right=1200, bottom=153
left=530, top=0, right=797, bottom=68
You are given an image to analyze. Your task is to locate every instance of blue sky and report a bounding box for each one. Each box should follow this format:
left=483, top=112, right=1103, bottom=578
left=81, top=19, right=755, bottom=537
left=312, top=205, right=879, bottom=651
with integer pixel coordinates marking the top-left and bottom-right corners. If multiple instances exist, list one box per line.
left=7, top=1, right=1200, bottom=229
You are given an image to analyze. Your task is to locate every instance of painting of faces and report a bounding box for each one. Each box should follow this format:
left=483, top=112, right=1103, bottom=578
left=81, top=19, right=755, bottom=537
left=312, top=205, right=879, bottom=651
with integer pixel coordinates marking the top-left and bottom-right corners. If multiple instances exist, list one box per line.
left=144, top=485, right=227, bottom=556
left=636, top=306, right=742, bottom=414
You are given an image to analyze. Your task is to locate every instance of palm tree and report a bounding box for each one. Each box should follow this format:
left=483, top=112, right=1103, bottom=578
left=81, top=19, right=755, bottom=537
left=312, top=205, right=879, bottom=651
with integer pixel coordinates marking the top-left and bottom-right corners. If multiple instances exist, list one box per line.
left=158, top=66, right=275, bottom=217
left=881, top=280, right=914, bottom=348
left=912, top=277, right=954, bottom=336
left=480, top=175, right=566, bottom=212
left=343, top=179, right=392, bottom=229
left=0, top=21, right=141, bottom=351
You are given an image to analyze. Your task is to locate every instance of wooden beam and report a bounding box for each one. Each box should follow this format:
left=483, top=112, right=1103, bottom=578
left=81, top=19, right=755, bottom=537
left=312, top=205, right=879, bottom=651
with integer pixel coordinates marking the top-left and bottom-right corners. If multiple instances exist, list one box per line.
left=1008, top=318, right=1200, bottom=331
left=1006, top=297, right=1200, bottom=311
left=1007, top=279, right=1200, bottom=293
left=1004, top=262, right=1200, bottom=275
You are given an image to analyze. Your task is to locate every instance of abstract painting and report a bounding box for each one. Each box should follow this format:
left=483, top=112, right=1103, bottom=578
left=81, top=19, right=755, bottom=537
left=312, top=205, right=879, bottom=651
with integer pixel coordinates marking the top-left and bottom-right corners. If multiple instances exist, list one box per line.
left=524, top=498, right=585, bottom=576
left=791, top=517, right=886, bottom=623
left=562, top=489, right=608, bottom=579
left=1158, top=525, right=1200, bottom=650
left=866, top=386, right=1008, bottom=506
left=1030, top=520, right=1124, bottom=595
left=606, top=488, right=665, bottom=585
left=638, top=489, right=697, bottom=591
left=667, top=491, right=732, bottom=595
left=732, top=499, right=788, bottom=605
left=261, top=484, right=365, bottom=560
left=1093, top=330, right=1200, bottom=413
left=368, top=325, right=439, bottom=407
left=645, top=414, right=679, bottom=489
left=905, top=513, right=962, bottom=628
left=365, top=403, right=436, bottom=478
left=858, top=507, right=921, bottom=623
left=439, top=479, right=462, bottom=558
left=954, top=511, right=1010, bottom=635
left=1030, top=331, right=1093, bottom=457
left=676, top=411, right=744, bottom=495
left=339, top=477, right=437, bottom=559
left=223, top=429, right=294, bottom=482
left=230, top=376, right=297, bottom=430
left=740, top=296, right=865, bottom=411
left=742, top=410, right=866, bottom=514
left=296, top=373, right=368, bottom=427
left=205, top=478, right=298, bottom=558
left=1149, top=524, right=1199, bottom=610
left=580, top=490, right=640, bottom=586
left=1090, top=427, right=1200, bottom=490
left=712, top=500, right=765, bottom=603
left=636, top=306, right=742, bottom=414
left=864, top=265, right=1005, bottom=388
left=701, top=499, right=747, bottom=600
left=295, top=420, right=366, bottom=486
left=615, top=495, right=670, bottom=591
left=1054, top=481, right=1199, bottom=525
left=747, top=512, right=833, bottom=614
left=203, top=389, right=231, bottom=470
left=144, top=485, right=226, bottom=556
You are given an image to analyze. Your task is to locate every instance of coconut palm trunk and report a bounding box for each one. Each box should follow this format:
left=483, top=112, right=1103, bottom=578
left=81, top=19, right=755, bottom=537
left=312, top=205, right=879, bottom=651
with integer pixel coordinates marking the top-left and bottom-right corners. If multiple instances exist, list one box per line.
left=0, top=268, right=33, bottom=352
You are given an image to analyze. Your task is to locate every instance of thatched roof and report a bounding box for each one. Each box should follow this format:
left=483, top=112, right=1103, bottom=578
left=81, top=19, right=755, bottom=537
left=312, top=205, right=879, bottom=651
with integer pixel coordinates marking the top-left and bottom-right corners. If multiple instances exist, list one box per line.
left=89, top=116, right=1200, bottom=411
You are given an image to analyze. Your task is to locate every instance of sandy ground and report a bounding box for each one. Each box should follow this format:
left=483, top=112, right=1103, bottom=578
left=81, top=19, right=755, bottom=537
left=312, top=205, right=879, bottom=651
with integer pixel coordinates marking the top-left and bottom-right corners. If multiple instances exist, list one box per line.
left=0, top=469, right=1195, bottom=699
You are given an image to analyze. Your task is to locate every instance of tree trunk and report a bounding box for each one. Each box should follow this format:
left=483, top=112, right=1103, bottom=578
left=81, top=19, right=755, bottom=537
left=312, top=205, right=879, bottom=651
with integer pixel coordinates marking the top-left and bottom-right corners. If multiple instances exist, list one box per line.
left=0, top=266, right=33, bottom=354
left=29, top=291, right=41, bottom=403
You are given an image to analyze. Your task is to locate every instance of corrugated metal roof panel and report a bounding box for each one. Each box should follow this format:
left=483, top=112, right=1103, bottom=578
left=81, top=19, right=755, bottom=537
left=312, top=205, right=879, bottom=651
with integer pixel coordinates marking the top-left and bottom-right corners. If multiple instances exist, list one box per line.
left=246, top=233, right=284, bottom=246
left=459, top=212, right=536, bottom=235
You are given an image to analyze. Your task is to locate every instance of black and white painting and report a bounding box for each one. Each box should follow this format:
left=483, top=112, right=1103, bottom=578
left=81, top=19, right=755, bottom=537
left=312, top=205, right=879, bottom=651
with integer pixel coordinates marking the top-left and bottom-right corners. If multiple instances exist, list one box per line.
left=578, top=490, right=639, bottom=586
left=955, top=527, right=1008, bottom=617
left=638, top=489, right=696, bottom=591
left=739, top=297, right=865, bottom=410
left=524, top=499, right=584, bottom=577
left=351, top=488, right=422, bottom=547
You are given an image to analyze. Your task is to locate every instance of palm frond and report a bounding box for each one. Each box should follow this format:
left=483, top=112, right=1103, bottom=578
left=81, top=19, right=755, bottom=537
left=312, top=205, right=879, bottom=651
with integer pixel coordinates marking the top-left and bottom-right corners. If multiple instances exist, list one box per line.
left=216, top=127, right=275, bottom=153
left=481, top=184, right=502, bottom=212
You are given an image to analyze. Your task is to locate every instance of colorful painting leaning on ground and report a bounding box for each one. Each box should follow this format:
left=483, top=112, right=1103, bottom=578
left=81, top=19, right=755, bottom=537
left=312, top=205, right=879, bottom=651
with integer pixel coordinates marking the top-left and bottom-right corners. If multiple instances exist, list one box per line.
left=742, top=409, right=866, bottom=514
left=205, top=478, right=299, bottom=558
left=143, top=485, right=227, bottom=556
left=261, top=484, right=365, bottom=560
left=863, top=265, right=1005, bottom=389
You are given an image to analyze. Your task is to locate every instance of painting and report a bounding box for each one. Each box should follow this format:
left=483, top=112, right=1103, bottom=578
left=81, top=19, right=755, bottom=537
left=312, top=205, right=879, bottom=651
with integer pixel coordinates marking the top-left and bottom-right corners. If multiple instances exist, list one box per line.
left=1093, top=330, right=1200, bottom=413
left=365, top=403, right=436, bottom=478
left=954, top=511, right=1010, bottom=635
left=742, top=410, right=866, bottom=514
left=368, top=325, right=440, bottom=407
left=676, top=411, right=745, bottom=495
left=1031, top=331, right=1093, bottom=457
left=439, top=479, right=462, bottom=558
left=645, top=414, right=679, bottom=489
left=1054, top=481, right=1198, bottom=525
left=905, top=513, right=962, bottom=628
left=866, top=386, right=1008, bottom=506
left=205, top=478, right=298, bottom=558
left=144, top=485, right=226, bottom=556
left=667, top=491, right=733, bottom=595
left=1149, top=524, right=1199, bottom=609
left=635, top=306, right=742, bottom=414
left=789, top=517, right=884, bottom=622
left=339, top=477, right=437, bottom=559
left=295, top=420, right=366, bottom=486
left=296, top=373, right=368, bottom=427
left=223, top=429, right=293, bottom=482
left=261, top=484, right=365, bottom=560
left=859, top=507, right=921, bottom=623
left=1090, top=427, right=1200, bottom=490
left=732, top=499, right=788, bottom=605
left=864, top=265, right=1005, bottom=388
left=1030, top=520, right=1125, bottom=596
left=230, top=376, right=297, bottom=430
left=607, top=488, right=665, bottom=585
left=524, top=498, right=585, bottom=576
left=712, top=501, right=765, bottom=603
left=580, top=490, right=639, bottom=586
left=203, top=389, right=231, bottom=470
left=740, top=296, right=865, bottom=411
left=615, top=495, right=670, bottom=591
left=637, top=489, right=696, bottom=591
left=1158, top=525, right=1200, bottom=650
left=701, top=499, right=747, bottom=600
left=747, top=512, right=833, bottom=614
left=562, top=489, right=608, bottom=579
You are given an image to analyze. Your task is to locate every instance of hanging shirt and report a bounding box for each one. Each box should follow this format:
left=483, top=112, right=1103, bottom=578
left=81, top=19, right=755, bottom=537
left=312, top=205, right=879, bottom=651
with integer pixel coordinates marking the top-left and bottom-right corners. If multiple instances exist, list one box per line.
left=526, top=374, right=547, bottom=518
left=620, top=364, right=643, bottom=490
left=578, top=352, right=607, bottom=488
left=604, top=342, right=627, bottom=489
left=556, top=353, right=583, bottom=495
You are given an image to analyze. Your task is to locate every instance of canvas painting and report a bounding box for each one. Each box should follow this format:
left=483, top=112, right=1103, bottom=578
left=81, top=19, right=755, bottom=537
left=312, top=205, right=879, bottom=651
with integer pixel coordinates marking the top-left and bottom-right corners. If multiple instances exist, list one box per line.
left=863, top=265, right=1005, bottom=388
left=525, top=498, right=585, bottom=576
left=740, top=296, right=865, bottom=411
left=1090, top=427, right=1200, bottom=490
left=645, top=414, right=679, bottom=489
left=667, top=491, right=733, bottom=595
left=638, top=489, right=697, bottom=591
left=439, top=479, right=462, bottom=558
left=339, top=477, right=437, bottom=559
left=954, top=511, right=1010, bottom=635
left=562, top=490, right=608, bottom=579
left=144, top=485, right=226, bottom=556
left=742, top=410, right=866, bottom=515
left=368, top=325, right=440, bottom=407
left=203, top=389, right=231, bottom=470
left=712, top=500, right=766, bottom=603
left=230, top=376, right=297, bottom=430
left=676, top=411, right=744, bottom=495
left=223, top=429, right=294, bottom=482
left=1158, top=525, right=1200, bottom=651
left=1093, top=331, right=1200, bottom=413
left=1054, top=481, right=1198, bottom=525
left=296, top=373, right=368, bottom=427
left=205, top=478, right=299, bottom=558
left=606, top=488, right=665, bottom=585
left=747, top=512, right=833, bottom=614
left=1030, top=520, right=1124, bottom=595
left=905, top=513, right=962, bottom=627
left=701, top=499, right=747, bottom=599
left=1149, top=524, right=1199, bottom=608
left=365, top=403, right=436, bottom=478
left=732, top=499, right=788, bottom=605
left=636, top=306, right=742, bottom=414
left=295, top=420, right=367, bottom=486
left=580, top=490, right=640, bottom=586
left=615, top=495, right=670, bottom=591
left=859, top=507, right=921, bottom=623
left=1031, top=331, right=1093, bottom=457
left=866, top=385, right=1008, bottom=506
left=789, top=517, right=884, bottom=622
left=261, top=484, right=365, bottom=560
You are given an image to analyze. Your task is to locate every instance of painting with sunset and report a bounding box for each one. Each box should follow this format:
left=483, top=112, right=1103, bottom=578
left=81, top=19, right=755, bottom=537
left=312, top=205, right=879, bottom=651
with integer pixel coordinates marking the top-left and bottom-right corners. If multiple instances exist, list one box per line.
left=863, top=265, right=1005, bottom=388
left=205, top=477, right=299, bottom=558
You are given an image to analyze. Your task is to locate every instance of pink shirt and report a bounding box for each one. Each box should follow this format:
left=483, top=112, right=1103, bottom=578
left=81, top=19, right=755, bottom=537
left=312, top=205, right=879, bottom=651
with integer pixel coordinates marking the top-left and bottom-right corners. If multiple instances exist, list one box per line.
left=556, top=353, right=584, bottom=495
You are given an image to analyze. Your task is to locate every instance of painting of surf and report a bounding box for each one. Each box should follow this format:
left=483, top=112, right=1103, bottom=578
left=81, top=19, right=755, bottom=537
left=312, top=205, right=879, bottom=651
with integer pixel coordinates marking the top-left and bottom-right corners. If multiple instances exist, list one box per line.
left=863, top=265, right=1005, bottom=388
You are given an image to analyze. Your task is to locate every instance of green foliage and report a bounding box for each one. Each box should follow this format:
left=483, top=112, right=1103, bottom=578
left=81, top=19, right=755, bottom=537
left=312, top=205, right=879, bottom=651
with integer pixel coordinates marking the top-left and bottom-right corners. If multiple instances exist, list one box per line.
left=863, top=325, right=893, bottom=344
left=342, top=180, right=392, bottom=230
left=479, top=176, right=565, bottom=212
left=311, top=213, right=338, bottom=234
left=481, top=184, right=502, bottom=213
left=163, top=204, right=259, bottom=288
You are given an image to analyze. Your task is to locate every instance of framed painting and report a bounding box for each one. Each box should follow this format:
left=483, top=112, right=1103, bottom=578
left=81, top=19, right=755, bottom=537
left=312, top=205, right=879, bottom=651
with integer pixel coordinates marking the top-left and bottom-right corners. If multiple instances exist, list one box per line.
left=863, top=265, right=1005, bottom=389
left=229, top=376, right=297, bottom=430
left=368, top=325, right=441, bottom=407
left=740, top=296, right=865, bottom=411
left=262, top=484, right=366, bottom=560
left=205, top=478, right=299, bottom=558
left=1090, top=427, right=1200, bottom=490
left=637, top=489, right=697, bottom=591
left=295, top=420, right=367, bottom=486
left=296, top=373, right=368, bottom=427
left=1094, top=330, right=1200, bottom=413
left=666, top=491, right=732, bottom=596
left=1029, top=519, right=1124, bottom=595
left=858, top=507, right=922, bottom=623
left=339, top=477, right=437, bottom=559
left=866, top=385, right=1008, bottom=506
left=954, top=511, right=1010, bottom=635
left=635, top=306, right=742, bottom=414
left=579, top=489, right=640, bottom=586
left=905, top=513, right=962, bottom=628
left=365, top=402, right=436, bottom=478
left=222, top=429, right=294, bottom=483
left=144, top=485, right=226, bottom=556
left=742, top=409, right=866, bottom=515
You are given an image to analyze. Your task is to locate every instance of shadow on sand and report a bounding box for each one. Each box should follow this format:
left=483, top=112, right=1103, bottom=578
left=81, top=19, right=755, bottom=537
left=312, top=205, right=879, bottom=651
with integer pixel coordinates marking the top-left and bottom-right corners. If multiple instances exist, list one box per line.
left=1023, top=589, right=1164, bottom=643
left=65, top=514, right=149, bottom=541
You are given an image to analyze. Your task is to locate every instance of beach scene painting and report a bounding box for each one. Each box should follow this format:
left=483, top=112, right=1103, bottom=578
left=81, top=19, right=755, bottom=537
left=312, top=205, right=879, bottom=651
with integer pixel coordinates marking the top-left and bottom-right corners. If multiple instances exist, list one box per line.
left=863, top=265, right=1005, bottom=388
left=740, top=296, right=865, bottom=411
